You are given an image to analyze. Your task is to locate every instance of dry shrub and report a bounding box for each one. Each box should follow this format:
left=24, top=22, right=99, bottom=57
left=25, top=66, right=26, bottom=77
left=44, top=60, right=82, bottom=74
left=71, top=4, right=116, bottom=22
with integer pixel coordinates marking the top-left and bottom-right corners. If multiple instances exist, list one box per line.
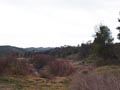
left=71, top=72, right=120, bottom=90
left=30, top=54, right=55, bottom=70
left=39, top=65, right=54, bottom=79
left=0, top=56, right=33, bottom=76
left=0, top=57, right=10, bottom=74
left=49, top=60, right=76, bottom=76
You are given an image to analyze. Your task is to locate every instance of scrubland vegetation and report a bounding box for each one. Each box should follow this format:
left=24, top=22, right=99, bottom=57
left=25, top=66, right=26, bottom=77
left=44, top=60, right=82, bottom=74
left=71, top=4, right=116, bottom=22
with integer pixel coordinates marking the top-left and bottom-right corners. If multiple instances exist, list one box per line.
left=0, top=15, right=120, bottom=90
left=0, top=55, right=75, bottom=90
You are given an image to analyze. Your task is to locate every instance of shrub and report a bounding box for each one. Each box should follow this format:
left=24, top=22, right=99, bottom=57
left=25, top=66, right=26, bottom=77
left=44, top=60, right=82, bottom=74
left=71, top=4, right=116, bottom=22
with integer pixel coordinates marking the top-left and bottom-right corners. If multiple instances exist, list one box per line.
left=49, top=59, right=76, bottom=76
left=0, top=56, right=33, bottom=76
left=39, top=65, right=54, bottom=79
left=0, top=57, right=10, bottom=74
left=8, top=58, right=32, bottom=75
left=30, top=54, right=55, bottom=70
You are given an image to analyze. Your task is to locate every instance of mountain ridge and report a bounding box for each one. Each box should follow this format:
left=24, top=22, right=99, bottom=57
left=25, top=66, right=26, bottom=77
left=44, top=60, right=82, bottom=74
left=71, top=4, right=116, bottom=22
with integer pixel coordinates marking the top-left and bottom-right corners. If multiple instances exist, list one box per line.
left=0, top=45, right=53, bottom=57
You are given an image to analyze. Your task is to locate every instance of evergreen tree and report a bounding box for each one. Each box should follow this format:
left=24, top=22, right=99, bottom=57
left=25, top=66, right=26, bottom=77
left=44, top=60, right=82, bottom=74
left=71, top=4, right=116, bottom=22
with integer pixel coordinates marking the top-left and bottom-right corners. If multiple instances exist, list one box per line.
left=93, top=25, right=114, bottom=59
left=116, top=17, right=120, bottom=40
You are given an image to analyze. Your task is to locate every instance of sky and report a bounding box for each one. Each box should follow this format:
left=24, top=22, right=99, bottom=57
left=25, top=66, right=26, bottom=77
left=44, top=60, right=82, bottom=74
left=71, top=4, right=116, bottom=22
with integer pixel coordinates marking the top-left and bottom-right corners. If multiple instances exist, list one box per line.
left=0, top=0, right=120, bottom=47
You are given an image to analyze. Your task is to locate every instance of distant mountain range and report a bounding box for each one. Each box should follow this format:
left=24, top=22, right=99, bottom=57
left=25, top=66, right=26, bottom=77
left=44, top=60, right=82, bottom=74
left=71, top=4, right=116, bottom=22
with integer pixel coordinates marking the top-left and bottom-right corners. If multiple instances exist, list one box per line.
left=25, top=47, right=52, bottom=52
left=0, top=45, right=25, bottom=56
left=0, top=45, right=53, bottom=57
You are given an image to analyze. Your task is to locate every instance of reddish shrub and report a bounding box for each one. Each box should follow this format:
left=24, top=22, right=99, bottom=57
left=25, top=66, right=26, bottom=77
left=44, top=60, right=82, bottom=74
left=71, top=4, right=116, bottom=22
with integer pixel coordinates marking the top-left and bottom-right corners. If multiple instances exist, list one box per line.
left=49, top=60, right=76, bottom=76
left=0, top=56, right=34, bottom=76
left=8, top=58, right=32, bottom=75
left=30, top=54, right=55, bottom=70
left=0, top=57, right=10, bottom=74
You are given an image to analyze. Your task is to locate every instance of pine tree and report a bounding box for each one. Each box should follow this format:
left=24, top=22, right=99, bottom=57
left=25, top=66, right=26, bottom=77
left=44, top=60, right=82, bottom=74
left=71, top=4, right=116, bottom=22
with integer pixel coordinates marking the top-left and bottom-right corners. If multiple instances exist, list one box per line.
left=93, top=25, right=114, bottom=59
left=116, top=18, right=120, bottom=40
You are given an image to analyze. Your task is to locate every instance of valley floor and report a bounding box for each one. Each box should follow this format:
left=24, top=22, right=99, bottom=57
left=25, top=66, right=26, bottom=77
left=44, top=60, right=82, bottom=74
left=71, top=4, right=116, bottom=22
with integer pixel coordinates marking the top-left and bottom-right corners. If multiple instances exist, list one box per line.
left=0, top=63, right=120, bottom=90
left=0, top=76, right=70, bottom=90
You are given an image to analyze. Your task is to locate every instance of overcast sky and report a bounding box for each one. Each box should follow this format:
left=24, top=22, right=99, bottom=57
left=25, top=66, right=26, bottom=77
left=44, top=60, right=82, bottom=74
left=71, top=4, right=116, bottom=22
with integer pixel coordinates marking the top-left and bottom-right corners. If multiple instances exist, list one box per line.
left=0, top=0, right=119, bottom=47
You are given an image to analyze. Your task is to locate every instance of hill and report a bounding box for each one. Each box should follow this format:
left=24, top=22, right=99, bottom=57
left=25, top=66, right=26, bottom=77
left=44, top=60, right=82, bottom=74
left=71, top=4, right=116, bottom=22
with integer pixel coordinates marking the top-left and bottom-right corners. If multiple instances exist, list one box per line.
left=0, top=45, right=25, bottom=57
left=25, top=47, right=52, bottom=52
left=0, top=46, right=53, bottom=57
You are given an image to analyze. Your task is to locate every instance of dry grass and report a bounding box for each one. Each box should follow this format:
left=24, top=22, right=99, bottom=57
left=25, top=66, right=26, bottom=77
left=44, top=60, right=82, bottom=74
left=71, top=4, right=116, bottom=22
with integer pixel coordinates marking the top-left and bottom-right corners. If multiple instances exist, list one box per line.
left=0, top=76, right=70, bottom=90
left=70, top=65, right=120, bottom=90
left=95, top=65, right=120, bottom=74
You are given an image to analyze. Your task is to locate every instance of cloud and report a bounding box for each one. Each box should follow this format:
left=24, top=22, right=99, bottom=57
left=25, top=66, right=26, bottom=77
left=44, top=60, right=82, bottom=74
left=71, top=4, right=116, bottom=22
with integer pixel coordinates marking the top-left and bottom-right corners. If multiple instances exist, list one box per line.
left=0, top=0, right=119, bottom=47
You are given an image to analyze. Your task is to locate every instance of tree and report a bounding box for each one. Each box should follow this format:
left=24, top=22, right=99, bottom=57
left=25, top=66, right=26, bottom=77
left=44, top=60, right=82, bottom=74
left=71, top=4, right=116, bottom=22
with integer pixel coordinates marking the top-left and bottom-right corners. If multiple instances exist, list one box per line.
left=93, top=25, right=114, bottom=59
left=116, top=16, right=120, bottom=40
